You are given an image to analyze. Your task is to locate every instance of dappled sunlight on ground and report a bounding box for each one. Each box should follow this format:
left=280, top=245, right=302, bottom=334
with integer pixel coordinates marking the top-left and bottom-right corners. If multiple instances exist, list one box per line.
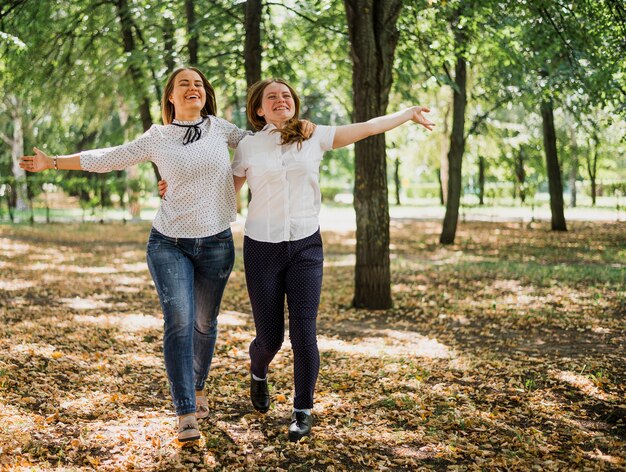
left=552, top=370, right=618, bottom=402
left=0, top=220, right=623, bottom=470
left=318, top=329, right=453, bottom=359
left=73, top=313, right=163, bottom=331
left=323, top=254, right=355, bottom=267
left=0, top=278, right=35, bottom=291
left=219, top=310, right=250, bottom=327
left=11, top=342, right=61, bottom=359
left=61, top=296, right=112, bottom=310
left=0, top=239, right=34, bottom=256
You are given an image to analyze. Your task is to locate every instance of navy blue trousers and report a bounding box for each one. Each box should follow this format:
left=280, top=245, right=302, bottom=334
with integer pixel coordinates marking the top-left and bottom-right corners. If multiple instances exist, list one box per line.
left=244, top=229, right=323, bottom=409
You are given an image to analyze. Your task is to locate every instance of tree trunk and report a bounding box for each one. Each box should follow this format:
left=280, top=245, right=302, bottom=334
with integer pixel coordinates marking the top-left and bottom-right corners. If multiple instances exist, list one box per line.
left=586, top=136, right=599, bottom=206
left=439, top=103, right=450, bottom=205
left=569, top=126, right=578, bottom=208
left=569, top=157, right=577, bottom=208
left=163, top=12, right=176, bottom=74
left=437, top=168, right=444, bottom=205
left=478, top=154, right=485, bottom=206
left=540, top=98, right=567, bottom=231
left=345, top=0, right=402, bottom=309
left=244, top=0, right=262, bottom=207
left=118, top=99, right=141, bottom=220
left=590, top=174, right=597, bottom=206
left=115, top=0, right=161, bottom=182
left=516, top=147, right=526, bottom=204
left=440, top=18, right=467, bottom=245
left=185, top=0, right=198, bottom=66
left=394, top=157, right=401, bottom=206
left=245, top=0, right=262, bottom=102
left=2, top=97, right=28, bottom=213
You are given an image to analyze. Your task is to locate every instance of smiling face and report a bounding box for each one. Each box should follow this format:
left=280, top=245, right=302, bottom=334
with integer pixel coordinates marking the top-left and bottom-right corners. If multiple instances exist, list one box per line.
left=256, top=82, right=296, bottom=128
left=168, top=69, right=206, bottom=120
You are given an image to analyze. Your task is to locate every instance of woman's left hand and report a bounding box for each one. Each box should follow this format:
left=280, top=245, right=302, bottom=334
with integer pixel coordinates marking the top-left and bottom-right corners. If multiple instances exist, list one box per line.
left=410, top=107, right=435, bottom=131
left=300, top=120, right=316, bottom=138
left=158, top=180, right=168, bottom=198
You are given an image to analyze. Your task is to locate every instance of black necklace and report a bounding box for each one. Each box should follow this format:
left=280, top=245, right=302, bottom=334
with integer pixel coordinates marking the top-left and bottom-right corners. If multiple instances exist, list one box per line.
left=172, top=117, right=206, bottom=145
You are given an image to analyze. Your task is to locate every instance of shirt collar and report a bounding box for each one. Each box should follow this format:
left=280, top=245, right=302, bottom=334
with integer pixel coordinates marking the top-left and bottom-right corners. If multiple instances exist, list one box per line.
left=172, top=117, right=205, bottom=126
left=261, top=123, right=277, bottom=132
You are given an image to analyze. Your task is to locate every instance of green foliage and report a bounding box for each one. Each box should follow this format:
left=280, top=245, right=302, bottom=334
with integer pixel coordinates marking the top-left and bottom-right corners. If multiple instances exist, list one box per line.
left=1, top=0, right=624, bottom=213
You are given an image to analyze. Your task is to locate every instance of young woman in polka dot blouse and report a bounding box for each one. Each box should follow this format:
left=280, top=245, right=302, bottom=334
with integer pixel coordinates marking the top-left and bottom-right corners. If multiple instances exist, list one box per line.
left=20, top=67, right=250, bottom=442
left=233, top=79, right=434, bottom=441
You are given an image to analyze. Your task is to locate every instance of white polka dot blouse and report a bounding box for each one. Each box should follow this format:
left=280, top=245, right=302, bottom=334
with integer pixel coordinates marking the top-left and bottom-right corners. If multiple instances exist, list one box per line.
left=80, top=116, right=250, bottom=238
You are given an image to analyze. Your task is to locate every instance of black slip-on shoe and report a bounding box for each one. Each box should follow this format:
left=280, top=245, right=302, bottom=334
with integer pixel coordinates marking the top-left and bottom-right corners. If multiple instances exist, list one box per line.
left=288, top=411, right=313, bottom=442
left=250, top=375, right=270, bottom=413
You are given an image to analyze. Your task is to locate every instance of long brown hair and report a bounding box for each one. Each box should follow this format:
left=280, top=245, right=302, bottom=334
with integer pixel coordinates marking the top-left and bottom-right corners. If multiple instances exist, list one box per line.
left=247, top=78, right=309, bottom=148
left=161, top=67, right=217, bottom=124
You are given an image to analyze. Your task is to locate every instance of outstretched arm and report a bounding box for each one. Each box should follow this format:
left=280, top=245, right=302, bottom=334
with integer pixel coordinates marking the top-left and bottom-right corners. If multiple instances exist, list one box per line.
left=332, top=106, right=434, bottom=149
left=20, top=147, right=82, bottom=172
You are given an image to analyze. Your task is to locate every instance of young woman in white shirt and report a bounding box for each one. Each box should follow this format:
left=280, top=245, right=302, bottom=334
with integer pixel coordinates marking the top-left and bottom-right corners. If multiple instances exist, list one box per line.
left=20, top=67, right=251, bottom=442
left=232, top=78, right=434, bottom=441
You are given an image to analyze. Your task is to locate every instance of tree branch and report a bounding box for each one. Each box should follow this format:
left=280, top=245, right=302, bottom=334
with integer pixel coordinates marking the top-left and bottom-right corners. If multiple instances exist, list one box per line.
left=265, top=1, right=347, bottom=36
left=538, top=6, right=576, bottom=68
left=442, top=62, right=453, bottom=83
left=0, top=130, right=13, bottom=146
left=464, top=95, right=510, bottom=140
left=0, top=0, right=28, bottom=21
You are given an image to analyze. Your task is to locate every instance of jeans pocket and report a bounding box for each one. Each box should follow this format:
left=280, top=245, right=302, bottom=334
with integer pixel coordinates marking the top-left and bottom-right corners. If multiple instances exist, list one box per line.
left=212, top=228, right=233, bottom=242
left=146, top=235, right=161, bottom=255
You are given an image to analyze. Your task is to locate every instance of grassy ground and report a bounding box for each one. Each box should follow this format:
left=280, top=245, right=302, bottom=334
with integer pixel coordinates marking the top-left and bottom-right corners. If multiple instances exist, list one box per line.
left=0, top=219, right=624, bottom=471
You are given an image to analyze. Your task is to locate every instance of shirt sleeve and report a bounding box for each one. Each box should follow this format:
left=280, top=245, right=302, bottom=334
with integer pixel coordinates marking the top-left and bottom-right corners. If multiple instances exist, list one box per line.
left=80, top=125, right=158, bottom=172
left=314, top=125, right=337, bottom=152
left=211, top=116, right=252, bottom=149
left=231, top=140, right=247, bottom=177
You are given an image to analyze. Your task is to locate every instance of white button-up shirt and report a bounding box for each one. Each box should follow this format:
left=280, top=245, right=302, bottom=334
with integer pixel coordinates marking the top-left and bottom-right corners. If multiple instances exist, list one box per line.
left=232, top=124, right=336, bottom=242
left=81, top=116, right=249, bottom=238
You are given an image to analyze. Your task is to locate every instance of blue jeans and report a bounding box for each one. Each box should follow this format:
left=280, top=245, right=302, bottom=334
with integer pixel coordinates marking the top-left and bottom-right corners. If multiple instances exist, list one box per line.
left=146, top=227, right=234, bottom=416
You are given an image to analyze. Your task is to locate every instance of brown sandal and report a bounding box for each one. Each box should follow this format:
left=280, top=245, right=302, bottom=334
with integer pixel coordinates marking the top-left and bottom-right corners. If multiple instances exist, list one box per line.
left=178, top=415, right=200, bottom=442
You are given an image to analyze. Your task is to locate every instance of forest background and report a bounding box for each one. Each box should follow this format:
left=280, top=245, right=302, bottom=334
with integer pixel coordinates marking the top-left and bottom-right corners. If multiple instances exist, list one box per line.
left=0, top=0, right=625, bottom=470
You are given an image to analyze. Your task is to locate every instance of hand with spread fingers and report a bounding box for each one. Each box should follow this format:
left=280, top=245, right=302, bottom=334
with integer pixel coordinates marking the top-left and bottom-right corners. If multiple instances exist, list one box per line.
left=409, top=106, right=435, bottom=131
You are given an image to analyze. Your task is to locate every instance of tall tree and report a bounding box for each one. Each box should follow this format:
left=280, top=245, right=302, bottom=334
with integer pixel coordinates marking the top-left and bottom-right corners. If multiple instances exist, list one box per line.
left=185, top=0, right=198, bottom=66
left=0, top=95, right=28, bottom=212
left=477, top=154, right=485, bottom=205
left=540, top=94, right=566, bottom=230
left=244, top=0, right=262, bottom=128
left=439, top=6, right=468, bottom=244
left=500, top=0, right=626, bottom=230
left=400, top=0, right=510, bottom=244
left=344, top=0, right=402, bottom=309
left=243, top=0, right=263, bottom=206
left=114, top=0, right=160, bottom=181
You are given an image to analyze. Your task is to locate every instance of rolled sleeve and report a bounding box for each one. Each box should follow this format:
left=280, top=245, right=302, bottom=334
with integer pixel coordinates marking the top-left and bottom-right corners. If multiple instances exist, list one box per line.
left=315, top=125, right=337, bottom=152
left=231, top=143, right=246, bottom=177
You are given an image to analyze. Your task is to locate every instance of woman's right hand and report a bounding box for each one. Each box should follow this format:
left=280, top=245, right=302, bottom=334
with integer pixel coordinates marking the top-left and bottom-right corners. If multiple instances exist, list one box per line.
left=19, top=147, right=51, bottom=173
left=409, top=106, right=435, bottom=131
left=158, top=180, right=168, bottom=198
